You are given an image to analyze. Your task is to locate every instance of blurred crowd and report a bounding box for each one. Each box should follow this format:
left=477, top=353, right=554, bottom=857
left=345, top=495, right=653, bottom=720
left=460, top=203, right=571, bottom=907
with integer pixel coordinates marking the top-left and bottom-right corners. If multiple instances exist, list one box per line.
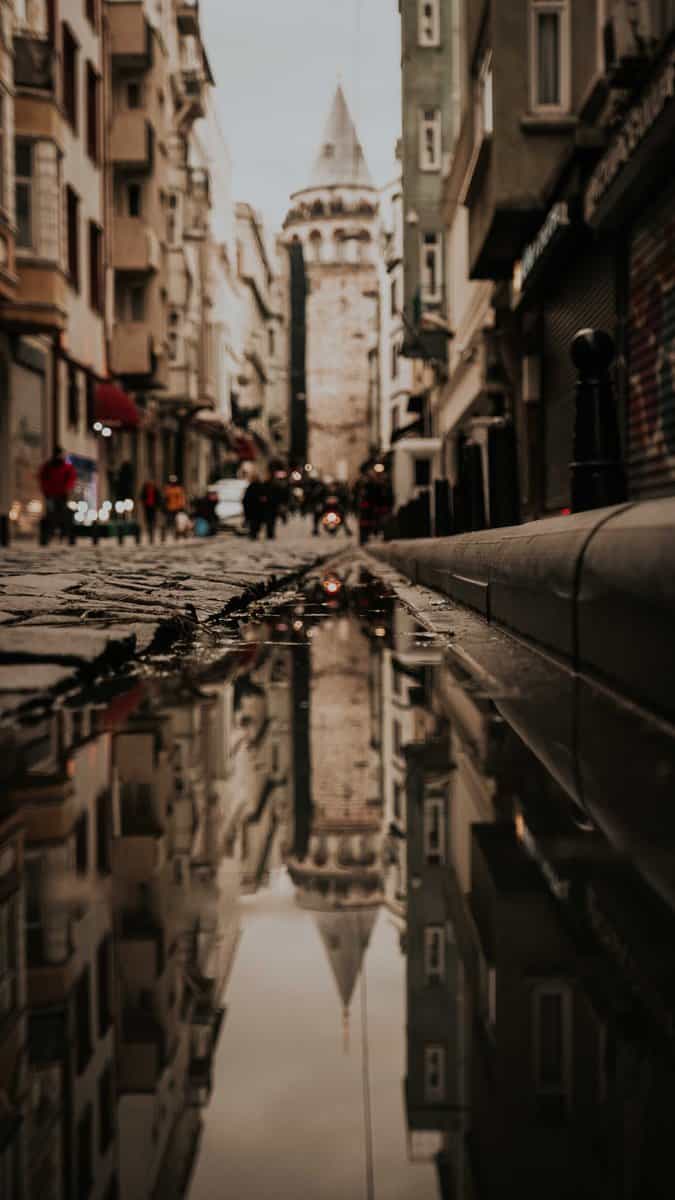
left=37, top=447, right=394, bottom=546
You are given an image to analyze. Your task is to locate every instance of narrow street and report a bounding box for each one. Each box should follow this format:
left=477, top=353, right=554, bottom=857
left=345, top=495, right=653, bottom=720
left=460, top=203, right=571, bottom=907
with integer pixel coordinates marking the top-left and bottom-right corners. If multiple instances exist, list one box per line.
left=0, top=0, right=673, bottom=1197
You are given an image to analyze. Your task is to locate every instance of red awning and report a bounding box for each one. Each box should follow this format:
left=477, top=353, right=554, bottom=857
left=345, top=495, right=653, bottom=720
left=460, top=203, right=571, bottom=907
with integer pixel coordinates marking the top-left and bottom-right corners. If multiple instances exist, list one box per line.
left=234, top=433, right=257, bottom=461
left=95, top=383, right=141, bottom=429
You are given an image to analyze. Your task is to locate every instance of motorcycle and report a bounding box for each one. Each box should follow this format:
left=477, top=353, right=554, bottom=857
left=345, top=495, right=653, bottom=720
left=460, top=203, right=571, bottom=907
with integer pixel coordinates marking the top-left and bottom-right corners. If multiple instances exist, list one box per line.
left=321, top=494, right=344, bottom=536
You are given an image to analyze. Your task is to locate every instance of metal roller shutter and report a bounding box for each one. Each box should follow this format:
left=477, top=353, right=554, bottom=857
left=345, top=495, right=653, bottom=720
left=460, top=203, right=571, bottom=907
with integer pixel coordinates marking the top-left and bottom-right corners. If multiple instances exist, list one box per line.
left=543, top=250, right=616, bottom=512
left=628, top=182, right=675, bottom=498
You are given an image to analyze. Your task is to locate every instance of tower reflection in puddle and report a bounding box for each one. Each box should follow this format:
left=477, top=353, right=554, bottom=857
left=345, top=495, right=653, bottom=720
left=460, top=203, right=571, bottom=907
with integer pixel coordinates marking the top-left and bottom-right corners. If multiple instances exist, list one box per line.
left=4, top=565, right=675, bottom=1199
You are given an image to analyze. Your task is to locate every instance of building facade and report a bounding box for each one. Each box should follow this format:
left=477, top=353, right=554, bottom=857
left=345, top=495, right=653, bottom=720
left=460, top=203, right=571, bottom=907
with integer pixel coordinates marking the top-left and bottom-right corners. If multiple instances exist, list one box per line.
left=0, top=0, right=285, bottom=543
left=284, top=86, right=379, bottom=481
left=394, top=0, right=675, bottom=536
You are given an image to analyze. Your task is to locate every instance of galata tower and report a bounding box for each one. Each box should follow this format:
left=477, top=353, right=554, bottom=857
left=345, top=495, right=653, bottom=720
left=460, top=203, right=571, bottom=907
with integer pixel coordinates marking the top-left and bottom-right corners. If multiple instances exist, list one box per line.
left=283, top=86, right=379, bottom=481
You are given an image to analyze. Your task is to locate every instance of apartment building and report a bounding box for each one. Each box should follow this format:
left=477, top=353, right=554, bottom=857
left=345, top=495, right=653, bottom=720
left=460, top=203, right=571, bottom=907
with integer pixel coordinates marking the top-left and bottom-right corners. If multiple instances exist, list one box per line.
left=378, top=171, right=414, bottom=454
left=234, top=201, right=278, bottom=458
left=429, top=0, right=675, bottom=530
left=9, top=706, right=117, bottom=1200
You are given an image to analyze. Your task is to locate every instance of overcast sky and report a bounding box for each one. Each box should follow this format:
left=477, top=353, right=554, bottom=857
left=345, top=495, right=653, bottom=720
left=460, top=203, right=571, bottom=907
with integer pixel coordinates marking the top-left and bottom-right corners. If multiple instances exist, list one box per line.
left=201, top=0, right=401, bottom=234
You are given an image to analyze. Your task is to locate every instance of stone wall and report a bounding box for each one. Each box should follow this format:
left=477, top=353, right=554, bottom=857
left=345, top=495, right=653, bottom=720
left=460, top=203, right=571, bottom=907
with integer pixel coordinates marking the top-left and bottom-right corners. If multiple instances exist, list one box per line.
left=305, top=260, right=378, bottom=480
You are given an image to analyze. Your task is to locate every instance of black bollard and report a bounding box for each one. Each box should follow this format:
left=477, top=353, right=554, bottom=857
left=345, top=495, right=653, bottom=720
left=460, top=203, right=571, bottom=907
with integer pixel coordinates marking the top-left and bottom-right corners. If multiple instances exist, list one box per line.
left=0, top=515, right=8, bottom=547
left=569, top=328, right=626, bottom=513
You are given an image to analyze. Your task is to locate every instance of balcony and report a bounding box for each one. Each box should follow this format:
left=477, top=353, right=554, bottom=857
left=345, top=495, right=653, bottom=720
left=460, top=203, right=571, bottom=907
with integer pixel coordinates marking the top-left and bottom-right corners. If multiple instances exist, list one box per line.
left=14, top=35, right=56, bottom=92
left=111, top=325, right=168, bottom=387
left=26, top=922, right=77, bottom=1007
left=17, top=778, right=77, bottom=841
left=118, top=910, right=165, bottom=987
left=110, top=112, right=154, bottom=172
left=108, top=2, right=153, bottom=67
left=119, top=1007, right=166, bottom=1091
left=111, top=781, right=167, bottom=878
left=2, top=260, right=67, bottom=334
left=112, top=217, right=161, bottom=274
left=177, top=0, right=200, bottom=35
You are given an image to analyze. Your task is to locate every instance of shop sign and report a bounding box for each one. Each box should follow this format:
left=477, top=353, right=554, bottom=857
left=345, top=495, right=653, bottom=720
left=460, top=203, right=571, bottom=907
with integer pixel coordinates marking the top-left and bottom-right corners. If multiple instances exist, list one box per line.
left=585, top=48, right=675, bottom=222
left=518, top=202, right=570, bottom=292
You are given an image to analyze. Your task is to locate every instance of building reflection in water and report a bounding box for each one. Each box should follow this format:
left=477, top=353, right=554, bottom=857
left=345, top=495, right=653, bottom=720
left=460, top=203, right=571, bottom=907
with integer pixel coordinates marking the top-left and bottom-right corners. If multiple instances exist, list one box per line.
left=2, top=565, right=675, bottom=1198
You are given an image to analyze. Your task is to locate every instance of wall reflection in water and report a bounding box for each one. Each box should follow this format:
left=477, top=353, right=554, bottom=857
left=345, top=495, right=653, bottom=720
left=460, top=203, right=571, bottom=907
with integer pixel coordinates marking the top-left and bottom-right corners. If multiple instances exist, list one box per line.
left=1, top=565, right=674, bottom=1198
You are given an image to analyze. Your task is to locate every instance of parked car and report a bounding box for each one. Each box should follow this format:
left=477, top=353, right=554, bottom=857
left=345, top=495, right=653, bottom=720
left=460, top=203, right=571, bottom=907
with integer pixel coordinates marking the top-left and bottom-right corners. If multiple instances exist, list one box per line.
left=211, top=478, right=249, bottom=529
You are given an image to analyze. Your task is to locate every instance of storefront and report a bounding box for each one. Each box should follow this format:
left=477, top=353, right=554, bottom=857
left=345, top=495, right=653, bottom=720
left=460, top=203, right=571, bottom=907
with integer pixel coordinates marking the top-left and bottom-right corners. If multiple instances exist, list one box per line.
left=585, top=46, right=675, bottom=500
left=512, top=204, right=617, bottom=516
left=8, top=338, right=48, bottom=539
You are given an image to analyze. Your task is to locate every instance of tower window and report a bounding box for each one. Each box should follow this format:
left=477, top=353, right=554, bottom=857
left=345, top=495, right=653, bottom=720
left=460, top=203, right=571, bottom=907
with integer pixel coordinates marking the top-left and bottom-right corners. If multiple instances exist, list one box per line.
left=420, top=232, right=442, bottom=303
left=418, top=0, right=441, bottom=47
left=419, top=108, right=442, bottom=171
left=323, top=142, right=335, bottom=158
left=424, top=1045, right=446, bottom=1102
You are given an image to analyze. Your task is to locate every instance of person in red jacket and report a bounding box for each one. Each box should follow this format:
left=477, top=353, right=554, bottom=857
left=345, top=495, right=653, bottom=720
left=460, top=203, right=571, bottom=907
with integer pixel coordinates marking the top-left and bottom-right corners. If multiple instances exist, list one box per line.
left=39, top=446, right=77, bottom=541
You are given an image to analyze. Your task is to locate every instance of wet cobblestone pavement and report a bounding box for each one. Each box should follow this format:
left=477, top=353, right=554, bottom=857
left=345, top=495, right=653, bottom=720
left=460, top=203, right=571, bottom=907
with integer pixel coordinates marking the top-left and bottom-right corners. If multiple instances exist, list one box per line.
left=0, top=522, right=341, bottom=719
left=2, top=559, right=675, bottom=1199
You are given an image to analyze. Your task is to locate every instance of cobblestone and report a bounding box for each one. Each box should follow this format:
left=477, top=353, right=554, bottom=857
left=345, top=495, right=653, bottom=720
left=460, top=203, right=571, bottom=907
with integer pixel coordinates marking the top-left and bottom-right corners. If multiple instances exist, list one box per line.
left=0, top=522, right=340, bottom=717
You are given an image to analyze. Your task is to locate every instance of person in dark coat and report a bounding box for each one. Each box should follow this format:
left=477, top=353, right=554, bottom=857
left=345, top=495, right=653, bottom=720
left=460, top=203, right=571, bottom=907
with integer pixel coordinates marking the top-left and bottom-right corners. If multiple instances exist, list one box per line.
left=139, top=480, right=161, bottom=543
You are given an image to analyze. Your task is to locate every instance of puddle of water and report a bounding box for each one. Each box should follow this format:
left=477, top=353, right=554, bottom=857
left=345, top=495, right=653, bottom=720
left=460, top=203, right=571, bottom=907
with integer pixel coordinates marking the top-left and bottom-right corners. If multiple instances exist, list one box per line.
left=2, top=563, right=675, bottom=1199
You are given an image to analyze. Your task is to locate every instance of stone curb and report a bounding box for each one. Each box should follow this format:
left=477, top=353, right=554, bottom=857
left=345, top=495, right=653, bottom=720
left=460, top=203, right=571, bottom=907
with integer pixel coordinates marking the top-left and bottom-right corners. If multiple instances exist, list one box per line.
left=369, top=497, right=675, bottom=725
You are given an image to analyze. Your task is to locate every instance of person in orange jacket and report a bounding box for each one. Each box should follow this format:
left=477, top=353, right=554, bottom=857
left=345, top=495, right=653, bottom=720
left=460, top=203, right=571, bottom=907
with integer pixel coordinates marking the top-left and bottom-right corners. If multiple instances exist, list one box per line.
left=163, top=475, right=187, bottom=536
left=39, top=446, right=77, bottom=541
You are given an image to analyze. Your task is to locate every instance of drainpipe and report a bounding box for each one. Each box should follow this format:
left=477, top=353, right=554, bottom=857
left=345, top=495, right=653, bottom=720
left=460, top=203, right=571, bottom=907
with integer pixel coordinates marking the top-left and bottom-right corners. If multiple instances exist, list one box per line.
left=570, top=329, right=627, bottom=513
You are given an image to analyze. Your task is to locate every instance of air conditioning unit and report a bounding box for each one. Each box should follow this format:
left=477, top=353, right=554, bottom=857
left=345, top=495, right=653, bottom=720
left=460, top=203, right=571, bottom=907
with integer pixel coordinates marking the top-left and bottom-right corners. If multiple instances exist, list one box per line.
left=604, top=0, right=653, bottom=75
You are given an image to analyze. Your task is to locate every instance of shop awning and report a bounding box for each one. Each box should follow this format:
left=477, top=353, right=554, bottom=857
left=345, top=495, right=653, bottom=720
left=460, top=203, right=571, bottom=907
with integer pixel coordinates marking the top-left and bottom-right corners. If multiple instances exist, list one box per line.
left=95, top=383, right=141, bottom=429
left=234, top=433, right=257, bottom=461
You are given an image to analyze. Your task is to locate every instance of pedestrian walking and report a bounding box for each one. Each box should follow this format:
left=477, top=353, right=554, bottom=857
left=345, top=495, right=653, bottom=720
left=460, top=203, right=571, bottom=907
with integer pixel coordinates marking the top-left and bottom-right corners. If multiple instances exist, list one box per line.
left=139, top=479, right=161, bottom=543
left=163, top=475, right=187, bottom=537
left=39, top=446, right=77, bottom=543
left=243, top=474, right=265, bottom=540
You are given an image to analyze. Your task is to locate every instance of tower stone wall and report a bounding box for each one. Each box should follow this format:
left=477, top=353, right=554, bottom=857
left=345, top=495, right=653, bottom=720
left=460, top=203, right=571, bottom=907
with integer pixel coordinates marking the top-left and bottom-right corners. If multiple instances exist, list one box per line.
left=284, top=88, right=381, bottom=480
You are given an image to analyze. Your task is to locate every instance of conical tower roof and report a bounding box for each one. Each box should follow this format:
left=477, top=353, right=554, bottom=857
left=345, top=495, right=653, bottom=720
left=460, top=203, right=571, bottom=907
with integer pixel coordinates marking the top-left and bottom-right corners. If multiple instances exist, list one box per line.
left=314, top=907, right=379, bottom=1012
left=309, top=85, right=373, bottom=189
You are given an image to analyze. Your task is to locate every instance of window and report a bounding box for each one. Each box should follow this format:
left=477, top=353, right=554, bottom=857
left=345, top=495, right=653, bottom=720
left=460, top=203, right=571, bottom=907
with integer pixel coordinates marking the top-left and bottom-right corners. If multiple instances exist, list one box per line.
left=97, top=936, right=112, bottom=1036
left=476, top=51, right=494, bottom=140
left=0, top=898, right=17, bottom=1021
left=96, top=790, right=110, bottom=874
left=167, top=192, right=179, bottom=245
left=127, top=80, right=141, bottom=109
left=62, top=23, right=78, bottom=131
left=127, top=182, right=142, bottom=218
left=392, top=404, right=400, bottom=432
left=77, top=1106, right=93, bottom=1197
left=85, top=0, right=98, bottom=28
left=89, top=222, right=103, bottom=313
left=130, top=284, right=145, bottom=321
left=420, top=232, right=442, bottom=303
left=75, top=968, right=92, bottom=1075
left=424, top=796, right=446, bottom=863
left=391, top=341, right=399, bottom=380
left=67, top=364, right=80, bottom=430
left=98, top=1066, right=114, bottom=1154
left=168, top=310, right=179, bottom=361
left=390, top=275, right=398, bottom=316
left=424, top=1045, right=446, bottom=1102
left=530, top=2, right=570, bottom=112
left=268, top=326, right=275, bottom=357
left=393, top=719, right=403, bottom=758
left=66, top=186, right=80, bottom=290
left=75, top=812, right=88, bottom=874
left=86, top=63, right=100, bottom=162
left=419, top=108, right=442, bottom=171
left=425, top=926, right=445, bottom=982
left=15, top=140, right=33, bottom=248
left=393, top=780, right=403, bottom=820
left=418, top=0, right=440, bottom=46
left=532, top=983, right=571, bottom=1121
left=414, top=458, right=431, bottom=487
